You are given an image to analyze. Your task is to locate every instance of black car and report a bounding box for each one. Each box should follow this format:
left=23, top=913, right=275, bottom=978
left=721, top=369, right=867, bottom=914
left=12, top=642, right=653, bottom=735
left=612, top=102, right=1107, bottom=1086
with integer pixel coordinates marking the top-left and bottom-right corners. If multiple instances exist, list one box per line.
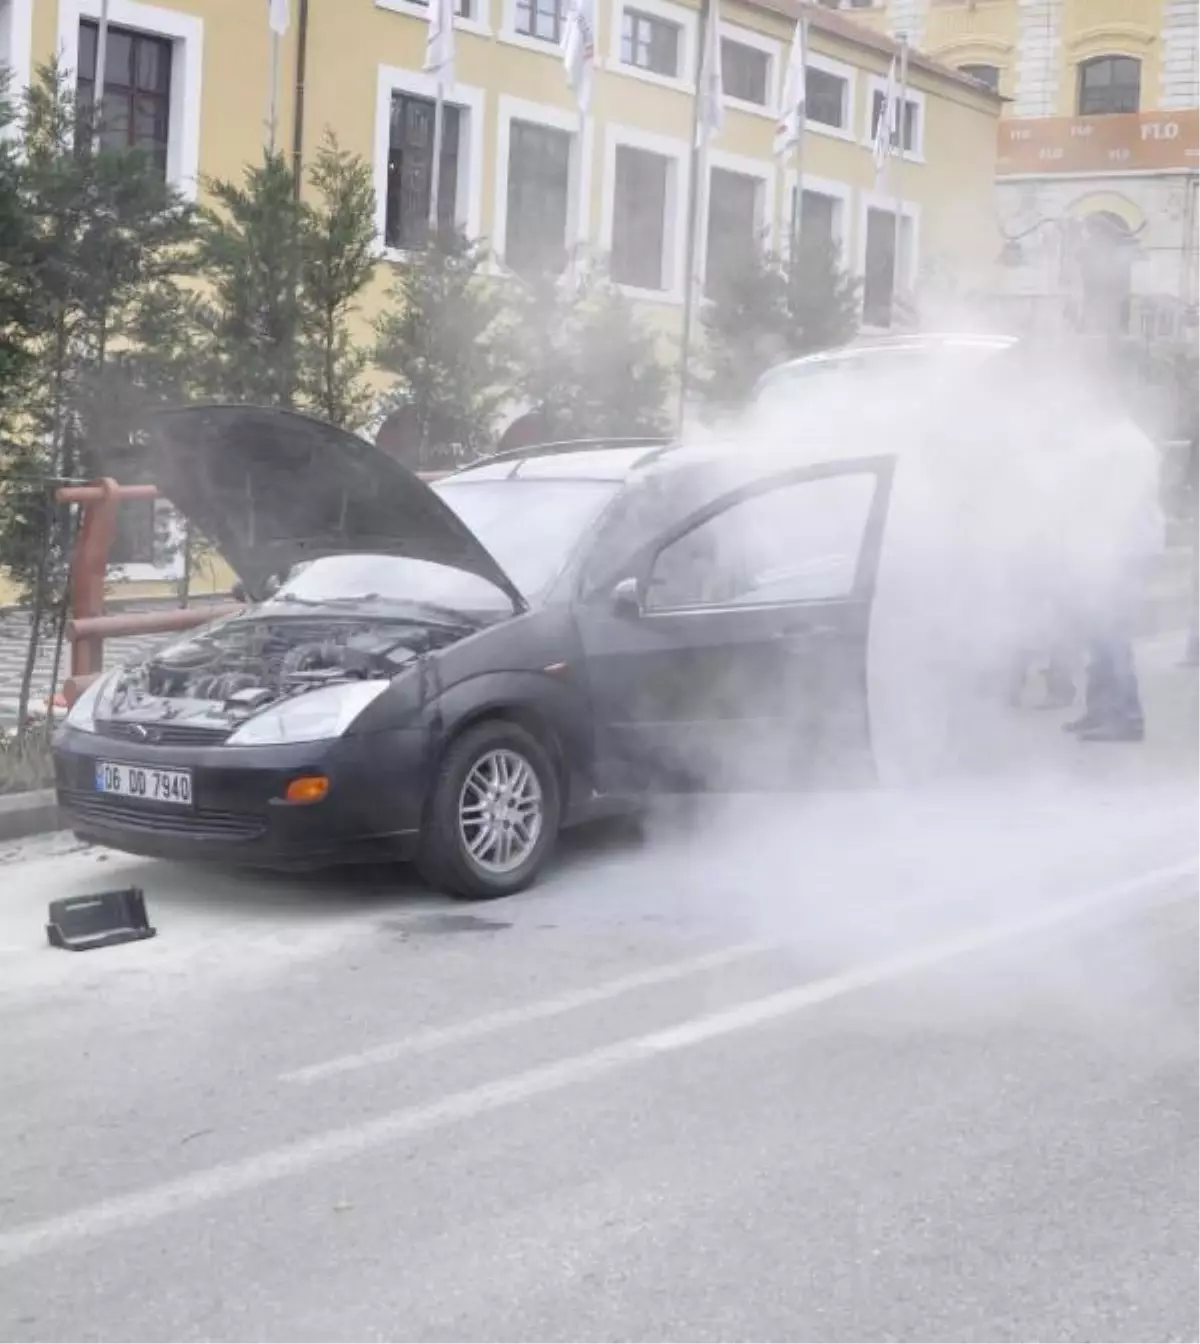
left=55, top=404, right=894, bottom=898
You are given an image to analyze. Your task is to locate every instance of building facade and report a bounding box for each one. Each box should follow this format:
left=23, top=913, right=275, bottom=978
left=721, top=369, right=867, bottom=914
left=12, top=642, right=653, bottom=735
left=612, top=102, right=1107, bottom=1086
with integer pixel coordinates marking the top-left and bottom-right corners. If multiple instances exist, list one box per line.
left=836, top=0, right=1199, bottom=343
left=1, top=0, right=1002, bottom=334
left=0, top=0, right=1001, bottom=597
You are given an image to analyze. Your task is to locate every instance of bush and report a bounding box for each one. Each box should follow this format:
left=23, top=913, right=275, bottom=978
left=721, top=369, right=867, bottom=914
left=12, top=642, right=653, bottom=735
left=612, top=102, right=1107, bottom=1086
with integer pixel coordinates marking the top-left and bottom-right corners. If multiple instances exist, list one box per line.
left=0, top=723, right=55, bottom=795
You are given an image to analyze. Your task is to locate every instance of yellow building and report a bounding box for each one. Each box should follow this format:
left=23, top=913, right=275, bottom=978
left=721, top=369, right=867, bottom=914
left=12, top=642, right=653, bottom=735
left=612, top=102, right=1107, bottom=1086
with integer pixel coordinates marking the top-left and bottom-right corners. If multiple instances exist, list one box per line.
left=0, top=0, right=1001, bottom=600
left=834, top=0, right=1199, bottom=340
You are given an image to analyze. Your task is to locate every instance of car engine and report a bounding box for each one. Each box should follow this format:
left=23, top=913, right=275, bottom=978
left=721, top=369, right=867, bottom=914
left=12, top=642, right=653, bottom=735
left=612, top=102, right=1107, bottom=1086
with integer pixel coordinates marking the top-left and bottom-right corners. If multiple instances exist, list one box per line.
left=104, top=615, right=462, bottom=730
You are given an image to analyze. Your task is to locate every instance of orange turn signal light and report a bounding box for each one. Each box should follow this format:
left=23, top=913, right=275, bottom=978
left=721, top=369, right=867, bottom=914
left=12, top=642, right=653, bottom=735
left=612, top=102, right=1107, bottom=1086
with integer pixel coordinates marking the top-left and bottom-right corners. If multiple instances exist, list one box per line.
left=284, top=775, right=330, bottom=805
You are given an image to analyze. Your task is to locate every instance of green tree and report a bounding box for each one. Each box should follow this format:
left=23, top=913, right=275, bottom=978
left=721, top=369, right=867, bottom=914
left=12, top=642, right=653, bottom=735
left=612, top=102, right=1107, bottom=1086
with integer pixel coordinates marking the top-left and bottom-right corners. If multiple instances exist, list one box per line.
left=697, top=237, right=860, bottom=408
left=509, top=262, right=670, bottom=441
left=195, top=141, right=377, bottom=426
left=374, top=228, right=509, bottom=469
left=192, top=150, right=304, bottom=407
left=0, top=63, right=197, bottom=729
left=297, top=134, right=377, bottom=429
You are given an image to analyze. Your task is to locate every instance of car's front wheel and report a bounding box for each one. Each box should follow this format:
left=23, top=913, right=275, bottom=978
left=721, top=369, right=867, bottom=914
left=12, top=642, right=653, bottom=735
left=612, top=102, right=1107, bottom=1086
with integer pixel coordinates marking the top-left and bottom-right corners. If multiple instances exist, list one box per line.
left=418, top=719, right=561, bottom=900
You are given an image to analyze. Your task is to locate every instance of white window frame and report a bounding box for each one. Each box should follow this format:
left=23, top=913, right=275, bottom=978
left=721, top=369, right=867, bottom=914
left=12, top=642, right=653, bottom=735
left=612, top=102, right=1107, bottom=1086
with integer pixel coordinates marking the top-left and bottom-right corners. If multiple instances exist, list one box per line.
left=373, top=64, right=486, bottom=261
left=804, top=49, right=857, bottom=143
left=782, top=170, right=853, bottom=272
left=106, top=499, right=183, bottom=583
left=375, top=0, right=492, bottom=38
left=498, top=0, right=578, bottom=56
left=601, top=122, right=690, bottom=304
left=718, top=22, right=780, bottom=120
left=856, top=187, right=921, bottom=324
left=862, top=70, right=926, bottom=163
left=493, top=95, right=595, bottom=273
left=611, top=0, right=697, bottom=95
left=56, top=0, right=204, bottom=200
left=699, top=148, right=775, bottom=290
left=0, top=0, right=34, bottom=97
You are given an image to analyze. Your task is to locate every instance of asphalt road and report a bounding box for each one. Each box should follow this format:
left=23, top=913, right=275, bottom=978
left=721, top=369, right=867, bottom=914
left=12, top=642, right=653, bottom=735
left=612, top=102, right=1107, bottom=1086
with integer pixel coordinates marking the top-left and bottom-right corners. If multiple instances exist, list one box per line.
left=1, top=770, right=1197, bottom=1343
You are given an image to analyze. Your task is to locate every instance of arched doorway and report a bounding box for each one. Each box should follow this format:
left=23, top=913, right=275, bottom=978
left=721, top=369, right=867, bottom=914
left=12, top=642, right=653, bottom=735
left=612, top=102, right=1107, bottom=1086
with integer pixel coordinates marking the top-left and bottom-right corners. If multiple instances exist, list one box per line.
left=1074, top=211, right=1136, bottom=334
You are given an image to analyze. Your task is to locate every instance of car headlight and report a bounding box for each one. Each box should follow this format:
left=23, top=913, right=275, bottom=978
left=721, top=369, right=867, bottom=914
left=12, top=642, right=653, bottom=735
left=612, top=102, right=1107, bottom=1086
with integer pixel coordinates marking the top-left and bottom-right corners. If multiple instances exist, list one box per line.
left=64, top=672, right=112, bottom=734
left=226, top=680, right=390, bottom=747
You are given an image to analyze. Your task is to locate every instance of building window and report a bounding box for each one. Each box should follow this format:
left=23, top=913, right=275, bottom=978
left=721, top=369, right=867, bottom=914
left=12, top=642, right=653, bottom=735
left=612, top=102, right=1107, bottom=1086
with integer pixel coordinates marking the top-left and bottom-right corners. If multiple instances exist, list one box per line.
left=721, top=39, right=769, bottom=105
left=385, top=92, right=461, bottom=251
left=807, top=67, right=847, bottom=128
left=621, top=9, right=681, bottom=78
left=863, top=205, right=912, bottom=328
left=958, top=62, right=999, bottom=91
left=793, top=187, right=838, bottom=250
left=705, top=167, right=759, bottom=294
left=76, top=19, right=173, bottom=176
left=515, top=0, right=562, bottom=42
left=405, top=0, right=474, bottom=16
left=505, top=119, right=572, bottom=275
left=871, top=89, right=918, bottom=152
left=1077, top=55, right=1140, bottom=116
left=612, top=144, right=669, bottom=290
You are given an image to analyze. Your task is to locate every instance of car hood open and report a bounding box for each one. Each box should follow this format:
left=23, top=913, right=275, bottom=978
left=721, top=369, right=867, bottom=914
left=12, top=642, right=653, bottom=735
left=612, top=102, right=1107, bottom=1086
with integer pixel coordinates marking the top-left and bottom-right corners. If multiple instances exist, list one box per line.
left=140, top=404, right=526, bottom=609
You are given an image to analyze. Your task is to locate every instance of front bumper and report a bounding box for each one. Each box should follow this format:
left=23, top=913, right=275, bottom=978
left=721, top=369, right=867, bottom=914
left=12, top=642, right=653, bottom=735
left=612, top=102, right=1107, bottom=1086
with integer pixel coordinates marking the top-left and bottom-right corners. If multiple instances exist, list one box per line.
left=54, top=725, right=432, bottom=869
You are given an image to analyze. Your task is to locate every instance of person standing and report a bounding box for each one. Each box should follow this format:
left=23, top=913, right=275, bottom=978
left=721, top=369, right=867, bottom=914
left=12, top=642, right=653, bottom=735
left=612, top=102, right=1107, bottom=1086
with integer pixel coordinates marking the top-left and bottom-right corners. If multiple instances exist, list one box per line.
left=1060, top=394, right=1165, bottom=743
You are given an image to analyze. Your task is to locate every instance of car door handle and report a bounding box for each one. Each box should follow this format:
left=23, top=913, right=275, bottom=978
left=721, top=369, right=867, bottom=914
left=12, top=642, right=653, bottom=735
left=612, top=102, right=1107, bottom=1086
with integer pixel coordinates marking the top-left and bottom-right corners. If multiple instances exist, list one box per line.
left=775, top=621, right=838, bottom=638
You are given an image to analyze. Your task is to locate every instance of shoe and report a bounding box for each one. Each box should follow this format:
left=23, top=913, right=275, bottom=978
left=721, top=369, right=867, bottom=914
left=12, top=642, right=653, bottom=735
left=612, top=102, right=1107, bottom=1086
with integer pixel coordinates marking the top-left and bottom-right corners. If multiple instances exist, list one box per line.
left=1078, top=721, right=1145, bottom=743
left=1063, top=715, right=1100, bottom=733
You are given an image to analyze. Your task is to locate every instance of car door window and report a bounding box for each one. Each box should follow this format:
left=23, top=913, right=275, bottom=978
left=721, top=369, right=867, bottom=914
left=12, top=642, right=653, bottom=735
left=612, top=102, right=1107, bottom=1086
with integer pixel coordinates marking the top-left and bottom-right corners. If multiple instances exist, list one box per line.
left=644, top=472, right=878, bottom=612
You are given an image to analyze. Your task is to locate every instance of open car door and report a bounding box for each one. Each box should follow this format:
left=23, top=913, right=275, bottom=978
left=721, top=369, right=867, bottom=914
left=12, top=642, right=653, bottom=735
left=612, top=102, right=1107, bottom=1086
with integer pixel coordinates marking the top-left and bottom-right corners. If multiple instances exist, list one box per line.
left=575, top=456, right=895, bottom=793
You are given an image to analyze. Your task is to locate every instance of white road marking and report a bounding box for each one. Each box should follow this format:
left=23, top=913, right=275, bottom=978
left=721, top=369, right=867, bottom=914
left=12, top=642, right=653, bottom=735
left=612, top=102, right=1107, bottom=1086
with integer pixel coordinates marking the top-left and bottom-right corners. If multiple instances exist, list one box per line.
left=0, top=859, right=1194, bottom=1268
left=281, top=942, right=769, bottom=1084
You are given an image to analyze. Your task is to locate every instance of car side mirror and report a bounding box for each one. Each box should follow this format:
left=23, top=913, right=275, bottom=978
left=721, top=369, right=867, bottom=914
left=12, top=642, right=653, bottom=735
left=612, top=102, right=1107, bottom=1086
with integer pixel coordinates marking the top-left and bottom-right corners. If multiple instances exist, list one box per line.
left=610, top=576, right=642, bottom=619
left=230, top=580, right=247, bottom=603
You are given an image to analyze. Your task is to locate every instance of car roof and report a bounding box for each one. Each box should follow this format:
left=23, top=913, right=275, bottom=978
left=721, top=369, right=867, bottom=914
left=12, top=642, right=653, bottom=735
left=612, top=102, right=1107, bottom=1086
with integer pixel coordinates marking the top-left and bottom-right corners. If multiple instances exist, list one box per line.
left=757, top=332, right=1020, bottom=388
left=439, top=441, right=671, bottom=484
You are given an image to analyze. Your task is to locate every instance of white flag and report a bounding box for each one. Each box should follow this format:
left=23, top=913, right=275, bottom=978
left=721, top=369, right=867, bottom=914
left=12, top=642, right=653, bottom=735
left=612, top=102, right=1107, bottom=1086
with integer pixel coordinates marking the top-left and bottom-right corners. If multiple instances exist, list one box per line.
left=872, top=55, right=897, bottom=183
left=268, top=0, right=290, bottom=37
left=562, top=0, right=597, bottom=113
left=773, top=15, right=808, bottom=159
left=695, top=0, right=724, bottom=148
left=424, top=0, right=456, bottom=90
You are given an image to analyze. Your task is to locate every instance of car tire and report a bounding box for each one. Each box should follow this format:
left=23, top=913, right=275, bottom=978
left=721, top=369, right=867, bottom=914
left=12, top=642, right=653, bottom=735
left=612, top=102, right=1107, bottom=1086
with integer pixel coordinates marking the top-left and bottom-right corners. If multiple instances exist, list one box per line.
left=417, top=719, right=562, bottom=900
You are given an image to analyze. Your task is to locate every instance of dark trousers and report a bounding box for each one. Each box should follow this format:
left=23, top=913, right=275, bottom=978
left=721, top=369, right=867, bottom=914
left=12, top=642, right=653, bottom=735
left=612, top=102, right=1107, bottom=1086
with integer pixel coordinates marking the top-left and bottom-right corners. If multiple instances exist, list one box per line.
left=1085, top=633, right=1144, bottom=728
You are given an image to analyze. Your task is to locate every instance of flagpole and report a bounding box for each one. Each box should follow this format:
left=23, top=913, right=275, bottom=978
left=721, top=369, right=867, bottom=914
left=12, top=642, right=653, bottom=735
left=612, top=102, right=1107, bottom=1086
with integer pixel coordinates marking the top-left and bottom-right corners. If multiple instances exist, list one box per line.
left=428, top=89, right=445, bottom=232
left=91, top=0, right=110, bottom=153
left=268, top=22, right=281, bottom=152
left=890, top=33, right=909, bottom=326
left=677, top=0, right=711, bottom=431
left=573, top=107, right=588, bottom=284
left=787, top=15, right=808, bottom=299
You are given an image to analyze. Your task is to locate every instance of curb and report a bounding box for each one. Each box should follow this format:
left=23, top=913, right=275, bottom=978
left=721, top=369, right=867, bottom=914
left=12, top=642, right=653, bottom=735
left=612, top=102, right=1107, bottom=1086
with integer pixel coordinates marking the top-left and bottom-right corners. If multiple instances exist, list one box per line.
left=0, top=789, right=60, bottom=843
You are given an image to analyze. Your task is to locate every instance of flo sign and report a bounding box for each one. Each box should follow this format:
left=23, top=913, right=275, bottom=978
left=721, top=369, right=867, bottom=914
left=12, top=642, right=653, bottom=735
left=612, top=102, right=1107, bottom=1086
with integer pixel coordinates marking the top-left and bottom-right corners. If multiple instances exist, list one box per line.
left=997, top=110, right=1199, bottom=176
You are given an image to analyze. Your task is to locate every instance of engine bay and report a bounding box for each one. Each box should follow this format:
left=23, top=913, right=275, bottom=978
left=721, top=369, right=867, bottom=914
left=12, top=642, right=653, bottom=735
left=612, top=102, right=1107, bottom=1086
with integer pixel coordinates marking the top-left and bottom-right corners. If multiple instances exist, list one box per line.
left=105, top=614, right=463, bottom=731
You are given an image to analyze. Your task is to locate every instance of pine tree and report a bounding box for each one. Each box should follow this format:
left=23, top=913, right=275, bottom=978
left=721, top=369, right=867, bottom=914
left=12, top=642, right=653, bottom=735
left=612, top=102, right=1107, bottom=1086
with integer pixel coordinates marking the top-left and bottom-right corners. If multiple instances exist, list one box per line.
left=0, top=63, right=197, bottom=728
left=297, top=134, right=377, bottom=430
left=374, top=228, right=510, bottom=470
left=697, top=237, right=860, bottom=409
left=192, top=151, right=304, bottom=407
left=509, top=262, right=670, bottom=441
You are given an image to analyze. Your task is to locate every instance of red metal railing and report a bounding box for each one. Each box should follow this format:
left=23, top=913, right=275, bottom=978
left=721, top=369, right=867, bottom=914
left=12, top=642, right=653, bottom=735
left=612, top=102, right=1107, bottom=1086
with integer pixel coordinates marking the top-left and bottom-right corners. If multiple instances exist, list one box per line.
left=55, top=479, right=243, bottom=708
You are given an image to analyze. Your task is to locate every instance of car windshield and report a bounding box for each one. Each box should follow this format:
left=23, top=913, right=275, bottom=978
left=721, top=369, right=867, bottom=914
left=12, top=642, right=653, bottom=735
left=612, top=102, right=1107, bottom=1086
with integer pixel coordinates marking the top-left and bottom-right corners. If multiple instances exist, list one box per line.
left=262, top=477, right=621, bottom=617
left=433, top=477, right=623, bottom=598
left=266, top=553, right=512, bottom=619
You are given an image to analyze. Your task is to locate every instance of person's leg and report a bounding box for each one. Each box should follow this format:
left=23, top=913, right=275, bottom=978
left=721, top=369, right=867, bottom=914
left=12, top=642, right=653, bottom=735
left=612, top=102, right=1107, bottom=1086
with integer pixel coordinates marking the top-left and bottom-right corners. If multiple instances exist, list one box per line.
left=1041, top=647, right=1076, bottom=708
left=1078, top=610, right=1145, bottom=742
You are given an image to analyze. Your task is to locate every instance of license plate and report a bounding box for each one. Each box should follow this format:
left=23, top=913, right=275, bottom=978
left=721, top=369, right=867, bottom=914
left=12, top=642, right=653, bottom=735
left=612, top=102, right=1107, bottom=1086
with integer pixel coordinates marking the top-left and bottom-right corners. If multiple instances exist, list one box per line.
left=95, top=761, right=193, bottom=807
